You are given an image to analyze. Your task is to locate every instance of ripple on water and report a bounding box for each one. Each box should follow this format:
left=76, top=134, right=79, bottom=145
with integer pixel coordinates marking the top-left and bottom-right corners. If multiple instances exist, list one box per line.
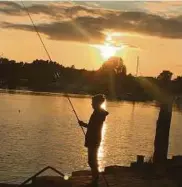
left=0, top=93, right=182, bottom=183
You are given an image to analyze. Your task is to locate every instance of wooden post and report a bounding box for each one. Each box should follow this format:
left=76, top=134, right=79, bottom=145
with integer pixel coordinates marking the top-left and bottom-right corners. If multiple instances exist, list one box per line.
left=153, top=99, right=173, bottom=163
left=137, top=155, right=144, bottom=164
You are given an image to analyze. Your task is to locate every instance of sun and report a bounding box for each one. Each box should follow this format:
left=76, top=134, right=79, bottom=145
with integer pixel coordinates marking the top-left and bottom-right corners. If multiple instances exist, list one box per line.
left=91, top=33, right=124, bottom=60
left=99, top=43, right=120, bottom=59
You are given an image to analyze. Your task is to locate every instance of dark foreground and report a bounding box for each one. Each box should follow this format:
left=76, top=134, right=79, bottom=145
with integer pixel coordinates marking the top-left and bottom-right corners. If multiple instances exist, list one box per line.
left=1, top=156, right=182, bottom=187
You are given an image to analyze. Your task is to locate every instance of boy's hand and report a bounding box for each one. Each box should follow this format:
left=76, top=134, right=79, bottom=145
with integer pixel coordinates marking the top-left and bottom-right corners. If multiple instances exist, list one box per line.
left=78, top=120, right=83, bottom=126
left=78, top=120, right=85, bottom=126
left=78, top=120, right=88, bottom=128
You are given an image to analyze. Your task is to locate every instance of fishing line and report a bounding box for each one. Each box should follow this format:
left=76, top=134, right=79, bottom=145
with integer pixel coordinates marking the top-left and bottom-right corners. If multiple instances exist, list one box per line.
left=21, top=1, right=52, bottom=62
left=20, top=0, right=84, bottom=135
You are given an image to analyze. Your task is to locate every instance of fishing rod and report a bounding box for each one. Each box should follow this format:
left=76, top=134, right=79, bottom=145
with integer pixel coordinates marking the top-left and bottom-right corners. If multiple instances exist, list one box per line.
left=20, top=1, right=85, bottom=135
left=21, top=3, right=110, bottom=186
left=67, top=96, right=85, bottom=135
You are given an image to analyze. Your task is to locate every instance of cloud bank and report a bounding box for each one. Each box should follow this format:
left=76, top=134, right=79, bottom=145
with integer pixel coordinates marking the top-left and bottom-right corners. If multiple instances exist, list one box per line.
left=1, top=2, right=182, bottom=43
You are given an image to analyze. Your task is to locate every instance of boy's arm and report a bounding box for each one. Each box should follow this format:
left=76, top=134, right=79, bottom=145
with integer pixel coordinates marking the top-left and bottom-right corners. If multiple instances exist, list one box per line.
left=78, top=120, right=88, bottom=128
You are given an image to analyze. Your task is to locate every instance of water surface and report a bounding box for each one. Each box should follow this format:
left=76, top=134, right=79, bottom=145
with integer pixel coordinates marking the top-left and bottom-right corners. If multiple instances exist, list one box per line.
left=0, top=91, right=182, bottom=183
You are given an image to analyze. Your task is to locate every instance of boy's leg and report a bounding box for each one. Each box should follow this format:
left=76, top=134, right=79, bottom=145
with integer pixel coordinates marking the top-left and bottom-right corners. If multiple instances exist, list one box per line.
left=88, top=147, right=99, bottom=180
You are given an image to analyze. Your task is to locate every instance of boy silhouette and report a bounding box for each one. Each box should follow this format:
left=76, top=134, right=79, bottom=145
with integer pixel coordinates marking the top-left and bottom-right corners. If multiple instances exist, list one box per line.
left=79, top=94, right=109, bottom=185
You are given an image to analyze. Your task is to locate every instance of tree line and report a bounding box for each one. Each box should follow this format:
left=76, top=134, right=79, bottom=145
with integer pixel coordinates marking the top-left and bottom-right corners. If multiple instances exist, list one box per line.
left=0, top=56, right=182, bottom=101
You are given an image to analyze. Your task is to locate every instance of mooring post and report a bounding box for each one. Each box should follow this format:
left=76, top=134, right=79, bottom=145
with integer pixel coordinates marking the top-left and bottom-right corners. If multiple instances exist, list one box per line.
left=153, top=98, right=173, bottom=164
left=137, top=155, right=144, bottom=164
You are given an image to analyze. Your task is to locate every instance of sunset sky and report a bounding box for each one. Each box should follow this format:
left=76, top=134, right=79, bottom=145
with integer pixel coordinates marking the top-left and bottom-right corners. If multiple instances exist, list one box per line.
left=1, top=1, right=182, bottom=77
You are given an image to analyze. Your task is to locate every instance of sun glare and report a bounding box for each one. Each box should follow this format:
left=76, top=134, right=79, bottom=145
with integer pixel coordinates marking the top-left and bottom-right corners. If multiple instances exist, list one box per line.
left=106, top=35, right=112, bottom=41
left=98, top=43, right=122, bottom=60
left=91, top=33, right=124, bottom=60
left=101, top=101, right=106, bottom=110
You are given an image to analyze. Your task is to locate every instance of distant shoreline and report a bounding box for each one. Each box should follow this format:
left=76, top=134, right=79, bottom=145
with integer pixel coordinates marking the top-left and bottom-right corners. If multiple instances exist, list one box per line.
left=0, top=88, right=92, bottom=98
left=0, top=88, right=154, bottom=102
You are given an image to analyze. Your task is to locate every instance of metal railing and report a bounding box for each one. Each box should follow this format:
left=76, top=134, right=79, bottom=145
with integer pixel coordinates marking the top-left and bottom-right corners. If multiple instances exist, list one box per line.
left=18, top=165, right=110, bottom=187
left=18, top=166, right=65, bottom=186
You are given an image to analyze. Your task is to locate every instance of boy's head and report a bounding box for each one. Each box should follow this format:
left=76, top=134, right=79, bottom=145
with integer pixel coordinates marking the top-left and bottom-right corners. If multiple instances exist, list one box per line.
left=92, top=94, right=105, bottom=110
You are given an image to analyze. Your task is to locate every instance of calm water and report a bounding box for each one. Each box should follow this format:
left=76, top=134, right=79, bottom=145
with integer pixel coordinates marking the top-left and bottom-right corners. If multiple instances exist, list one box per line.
left=0, top=91, right=182, bottom=183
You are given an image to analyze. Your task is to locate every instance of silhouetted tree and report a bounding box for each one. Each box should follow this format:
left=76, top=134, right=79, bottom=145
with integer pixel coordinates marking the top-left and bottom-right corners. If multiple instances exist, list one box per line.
left=157, top=70, right=173, bottom=95
left=97, top=57, right=127, bottom=98
left=0, top=57, right=181, bottom=101
left=99, top=57, right=126, bottom=75
left=157, top=70, right=173, bottom=82
left=172, top=76, right=182, bottom=95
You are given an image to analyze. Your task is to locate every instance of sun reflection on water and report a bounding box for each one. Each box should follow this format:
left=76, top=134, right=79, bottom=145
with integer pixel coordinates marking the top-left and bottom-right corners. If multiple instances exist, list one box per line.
left=98, top=101, right=107, bottom=171
left=98, top=121, right=107, bottom=172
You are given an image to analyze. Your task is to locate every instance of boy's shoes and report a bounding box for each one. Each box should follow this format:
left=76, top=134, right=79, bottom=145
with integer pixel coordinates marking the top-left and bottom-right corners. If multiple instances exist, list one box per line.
left=91, top=176, right=99, bottom=187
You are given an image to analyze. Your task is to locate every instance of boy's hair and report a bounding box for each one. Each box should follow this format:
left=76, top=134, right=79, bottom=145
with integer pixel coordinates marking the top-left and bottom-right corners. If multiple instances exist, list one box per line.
left=92, top=94, right=105, bottom=105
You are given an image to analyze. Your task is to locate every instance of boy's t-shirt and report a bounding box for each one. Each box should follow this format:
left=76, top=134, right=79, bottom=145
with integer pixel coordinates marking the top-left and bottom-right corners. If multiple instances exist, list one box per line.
left=85, top=109, right=109, bottom=147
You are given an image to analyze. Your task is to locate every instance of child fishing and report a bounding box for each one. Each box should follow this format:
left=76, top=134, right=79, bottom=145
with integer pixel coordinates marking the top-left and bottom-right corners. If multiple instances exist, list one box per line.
left=79, top=94, right=109, bottom=186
